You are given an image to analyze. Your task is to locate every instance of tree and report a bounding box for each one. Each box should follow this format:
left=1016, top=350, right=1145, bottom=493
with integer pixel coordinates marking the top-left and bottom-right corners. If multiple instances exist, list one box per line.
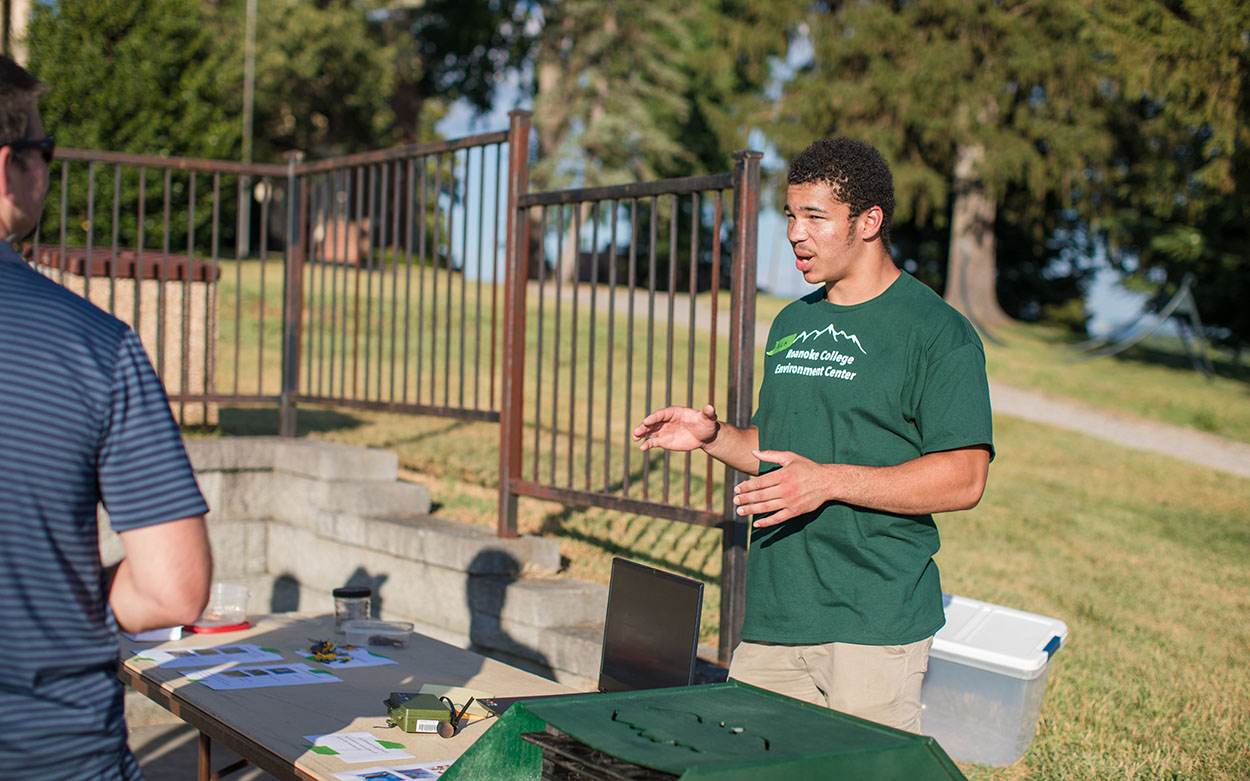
left=25, top=0, right=244, bottom=252
left=365, top=0, right=536, bottom=143
left=765, top=0, right=1115, bottom=331
left=530, top=0, right=697, bottom=191
left=527, top=0, right=701, bottom=281
left=244, top=0, right=398, bottom=160
left=1092, top=0, right=1250, bottom=351
left=678, top=0, right=792, bottom=176
left=26, top=0, right=238, bottom=159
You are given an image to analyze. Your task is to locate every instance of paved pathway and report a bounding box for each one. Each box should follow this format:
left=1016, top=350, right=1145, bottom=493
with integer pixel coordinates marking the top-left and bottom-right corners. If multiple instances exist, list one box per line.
left=990, top=380, right=1250, bottom=478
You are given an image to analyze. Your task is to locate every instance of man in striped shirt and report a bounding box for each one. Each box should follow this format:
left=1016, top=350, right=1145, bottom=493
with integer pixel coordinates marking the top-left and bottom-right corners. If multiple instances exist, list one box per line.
left=0, top=56, right=213, bottom=779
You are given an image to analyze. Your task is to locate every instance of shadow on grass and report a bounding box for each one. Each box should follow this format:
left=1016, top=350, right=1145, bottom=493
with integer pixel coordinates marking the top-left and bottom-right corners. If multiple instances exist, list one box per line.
left=1104, top=343, right=1250, bottom=385
left=190, top=406, right=368, bottom=437
left=539, top=503, right=716, bottom=583
left=1035, top=326, right=1250, bottom=386
left=370, top=416, right=479, bottom=451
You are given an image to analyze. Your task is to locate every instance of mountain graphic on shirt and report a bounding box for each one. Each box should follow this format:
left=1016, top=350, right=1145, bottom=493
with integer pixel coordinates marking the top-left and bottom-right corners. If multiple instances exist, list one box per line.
left=765, top=323, right=867, bottom=356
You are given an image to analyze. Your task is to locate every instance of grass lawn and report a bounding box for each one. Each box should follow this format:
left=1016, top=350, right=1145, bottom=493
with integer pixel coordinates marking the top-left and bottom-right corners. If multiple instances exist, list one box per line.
left=939, top=416, right=1249, bottom=779
left=199, top=268, right=1250, bottom=778
left=983, top=321, right=1250, bottom=445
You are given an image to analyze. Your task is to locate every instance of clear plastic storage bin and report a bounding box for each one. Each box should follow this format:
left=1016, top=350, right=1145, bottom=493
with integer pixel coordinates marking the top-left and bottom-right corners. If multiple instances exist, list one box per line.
left=921, top=594, right=1068, bottom=766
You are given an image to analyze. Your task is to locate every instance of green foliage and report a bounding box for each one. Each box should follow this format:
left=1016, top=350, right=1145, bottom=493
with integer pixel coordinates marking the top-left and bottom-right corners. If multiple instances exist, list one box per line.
left=773, top=1, right=1113, bottom=220
left=763, top=0, right=1113, bottom=319
left=26, top=0, right=239, bottom=158
left=531, top=0, right=701, bottom=189
left=244, top=0, right=398, bottom=159
left=26, top=0, right=468, bottom=163
left=24, top=0, right=401, bottom=253
left=1038, top=297, right=1089, bottom=335
left=676, top=0, right=791, bottom=175
left=397, top=0, right=535, bottom=116
left=1090, top=0, right=1250, bottom=348
left=530, top=0, right=795, bottom=186
left=25, top=0, right=249, bottom=252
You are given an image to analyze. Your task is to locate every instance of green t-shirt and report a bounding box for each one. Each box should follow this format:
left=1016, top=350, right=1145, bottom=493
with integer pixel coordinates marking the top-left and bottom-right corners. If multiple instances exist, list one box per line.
left=741, top=272, right=994, bottom=646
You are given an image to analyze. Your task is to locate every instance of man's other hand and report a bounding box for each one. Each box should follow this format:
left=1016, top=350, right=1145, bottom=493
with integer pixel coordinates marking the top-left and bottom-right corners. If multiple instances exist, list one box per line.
left=633, top=404, right=720, bottom=453
left=734, top=449, right=831, bottom=527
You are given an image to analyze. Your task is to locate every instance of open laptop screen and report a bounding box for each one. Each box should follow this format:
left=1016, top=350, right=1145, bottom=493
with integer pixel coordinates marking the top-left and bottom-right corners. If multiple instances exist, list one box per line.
left=598, top=558, right=704, bottom=693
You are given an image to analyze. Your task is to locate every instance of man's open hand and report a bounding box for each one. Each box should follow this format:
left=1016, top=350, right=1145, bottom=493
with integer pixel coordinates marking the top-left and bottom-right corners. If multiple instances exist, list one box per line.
left=633, top=404, right=720, bottom=453
left=734, top=449, right=833, bottom=527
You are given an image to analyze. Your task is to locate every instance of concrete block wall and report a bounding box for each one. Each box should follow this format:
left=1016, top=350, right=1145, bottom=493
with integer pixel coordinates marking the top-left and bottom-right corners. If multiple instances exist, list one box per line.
left=103, top=437, right=607, bottom=692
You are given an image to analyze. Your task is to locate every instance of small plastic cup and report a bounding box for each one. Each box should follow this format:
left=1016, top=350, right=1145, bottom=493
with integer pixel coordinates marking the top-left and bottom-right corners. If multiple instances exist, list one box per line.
left=333, top=586, right=372, bottom=631
left=343, top=618, right=412, bottom=648
left=198, top=583, right=249, bottom=627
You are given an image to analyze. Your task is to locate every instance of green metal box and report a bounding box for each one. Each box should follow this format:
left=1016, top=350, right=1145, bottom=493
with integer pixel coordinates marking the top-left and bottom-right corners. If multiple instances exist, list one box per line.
left=384, top=691, right=451, bottom=734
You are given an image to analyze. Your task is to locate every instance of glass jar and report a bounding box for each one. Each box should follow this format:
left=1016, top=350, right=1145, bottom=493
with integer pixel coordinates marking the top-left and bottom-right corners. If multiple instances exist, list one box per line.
left=332, top=586, right=372, bottom=631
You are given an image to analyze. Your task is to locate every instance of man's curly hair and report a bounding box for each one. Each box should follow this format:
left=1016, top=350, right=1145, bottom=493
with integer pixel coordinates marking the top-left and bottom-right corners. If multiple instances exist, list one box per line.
left=788, top=137, right=895, bottom=252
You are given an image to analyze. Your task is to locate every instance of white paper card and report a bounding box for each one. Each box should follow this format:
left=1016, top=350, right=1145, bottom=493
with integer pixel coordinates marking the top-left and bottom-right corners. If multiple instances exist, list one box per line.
left=301, top=731, right=414, bottom=764
left=132, top=643, right=282, bottom=668
left=331, top=759, right=454, bottom=779
left=186, top=662, right=341, bottom=690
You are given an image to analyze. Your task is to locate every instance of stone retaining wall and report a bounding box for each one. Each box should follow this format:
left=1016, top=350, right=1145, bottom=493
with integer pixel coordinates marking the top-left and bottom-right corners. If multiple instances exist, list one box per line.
left=102, top=437, right=607, bottom=704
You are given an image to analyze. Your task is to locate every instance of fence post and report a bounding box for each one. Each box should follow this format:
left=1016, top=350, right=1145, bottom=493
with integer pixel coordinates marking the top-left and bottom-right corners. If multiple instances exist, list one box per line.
left=279, top=150, right=306, bottom=437
left=719, top=149, right=762, bottom=664
left=497, top=110, right=532, bottom=539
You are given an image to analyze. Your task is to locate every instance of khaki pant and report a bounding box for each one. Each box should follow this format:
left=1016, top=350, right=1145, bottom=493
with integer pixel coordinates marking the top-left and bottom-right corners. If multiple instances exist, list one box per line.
left=727, top=637, right=932, bottom=732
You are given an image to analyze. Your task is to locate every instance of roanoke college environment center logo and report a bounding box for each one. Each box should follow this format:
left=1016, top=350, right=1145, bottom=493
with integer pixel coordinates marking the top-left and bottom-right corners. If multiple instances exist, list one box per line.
left=765, top=323, right=866, bottom=381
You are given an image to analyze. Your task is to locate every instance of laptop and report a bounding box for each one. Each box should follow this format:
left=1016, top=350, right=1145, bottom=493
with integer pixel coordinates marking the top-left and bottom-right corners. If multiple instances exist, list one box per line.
left=478, top=557, right=704, bottom=714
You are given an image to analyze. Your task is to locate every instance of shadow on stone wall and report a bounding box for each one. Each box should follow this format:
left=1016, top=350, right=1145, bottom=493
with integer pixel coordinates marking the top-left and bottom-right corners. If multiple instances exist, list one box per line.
left=467, top=551, right=554, bottom=680
left=344, top=567, right=389, bottom=617
left=270, top=573, right=301, bottom=612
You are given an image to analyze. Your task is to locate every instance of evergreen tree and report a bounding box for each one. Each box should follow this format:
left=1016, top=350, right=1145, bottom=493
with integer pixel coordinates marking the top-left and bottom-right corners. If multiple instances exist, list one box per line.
left=365, top=0, right=536, bottom=142
left=528, top=0, right=700, bottom=281
left=26, top=0, right=238, bottom=158
left=245, top=0, right=397, bottom=159
left=1093, top=0, right=1250, bottom=351
left=25, top=0, right=242, bottom=253
left=679, top=0, right=792, bottom=176
left=530, top=0, right=696, bottom=191
left=766, top=0, right=1114, bottom=330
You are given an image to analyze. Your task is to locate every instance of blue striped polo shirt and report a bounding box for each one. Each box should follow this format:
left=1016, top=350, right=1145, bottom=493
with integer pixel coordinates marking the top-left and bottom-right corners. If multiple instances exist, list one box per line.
left=0, top=243, right=208, bottom=779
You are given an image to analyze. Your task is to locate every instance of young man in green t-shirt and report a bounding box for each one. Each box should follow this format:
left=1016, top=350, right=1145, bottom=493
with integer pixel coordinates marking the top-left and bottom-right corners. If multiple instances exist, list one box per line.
left=633, top=137, right=993, bottom=732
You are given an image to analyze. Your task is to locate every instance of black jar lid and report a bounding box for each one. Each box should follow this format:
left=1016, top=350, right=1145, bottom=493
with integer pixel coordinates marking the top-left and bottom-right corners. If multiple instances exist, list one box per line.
left=332, top=586, right=372, bottom=599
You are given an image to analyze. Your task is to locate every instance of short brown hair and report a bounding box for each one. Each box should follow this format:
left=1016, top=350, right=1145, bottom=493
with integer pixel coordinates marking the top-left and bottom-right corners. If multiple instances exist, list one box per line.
left=788, top=137, right=896, bottom=253
left=0, top=56, right=47, bottom=147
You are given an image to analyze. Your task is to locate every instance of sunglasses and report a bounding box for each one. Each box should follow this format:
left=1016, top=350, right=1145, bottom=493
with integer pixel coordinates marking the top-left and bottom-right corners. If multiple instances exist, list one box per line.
left=6, top=136, right=55, bottom=165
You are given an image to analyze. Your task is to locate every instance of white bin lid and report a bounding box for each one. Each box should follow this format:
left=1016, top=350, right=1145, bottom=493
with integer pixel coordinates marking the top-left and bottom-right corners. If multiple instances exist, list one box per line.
left=931, top=594, right=1068, bottom=680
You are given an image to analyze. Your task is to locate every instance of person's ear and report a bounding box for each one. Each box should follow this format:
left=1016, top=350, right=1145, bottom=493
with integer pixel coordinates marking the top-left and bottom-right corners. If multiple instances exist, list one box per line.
left=858, top=205, right=885, bottom=243
left=0, top=145, right=13, bottom=201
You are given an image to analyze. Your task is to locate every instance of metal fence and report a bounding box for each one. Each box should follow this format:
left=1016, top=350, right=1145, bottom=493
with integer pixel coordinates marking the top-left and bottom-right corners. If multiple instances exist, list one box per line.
left=296, top=133, right=512, bottom=422
left=35, top=111, right=761, bottom=660
left=499, top=112, right=762, bottom=659
left=32, top=148, right=296, bottom=426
